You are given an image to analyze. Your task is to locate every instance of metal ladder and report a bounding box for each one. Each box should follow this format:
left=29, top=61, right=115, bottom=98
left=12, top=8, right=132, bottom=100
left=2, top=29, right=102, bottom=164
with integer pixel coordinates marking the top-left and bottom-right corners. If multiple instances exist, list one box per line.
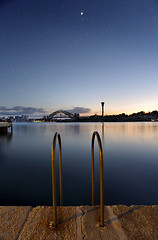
left=51, top=131, right=104, bottom=227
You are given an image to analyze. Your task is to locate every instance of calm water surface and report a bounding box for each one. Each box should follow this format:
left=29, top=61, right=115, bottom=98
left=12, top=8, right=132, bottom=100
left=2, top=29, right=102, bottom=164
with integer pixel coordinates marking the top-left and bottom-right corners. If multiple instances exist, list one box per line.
left=0, top=122, right=158, bottom=206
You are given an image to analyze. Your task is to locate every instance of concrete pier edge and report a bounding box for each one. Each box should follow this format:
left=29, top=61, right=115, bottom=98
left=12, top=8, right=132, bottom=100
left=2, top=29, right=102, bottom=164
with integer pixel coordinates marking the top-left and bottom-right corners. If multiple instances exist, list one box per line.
left=0, top=205, right=157, bottom=239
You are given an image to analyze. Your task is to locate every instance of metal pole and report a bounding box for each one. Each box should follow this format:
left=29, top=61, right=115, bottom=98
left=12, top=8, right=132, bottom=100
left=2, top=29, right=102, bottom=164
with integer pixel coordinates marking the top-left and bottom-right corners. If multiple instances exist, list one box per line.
left=58, top=134, right=63, bottom=206
left=52, top=132, right=57, bottom=227
left=91, top=137, right=95, bottom=206
left=91, top=131, right=104, bottom=227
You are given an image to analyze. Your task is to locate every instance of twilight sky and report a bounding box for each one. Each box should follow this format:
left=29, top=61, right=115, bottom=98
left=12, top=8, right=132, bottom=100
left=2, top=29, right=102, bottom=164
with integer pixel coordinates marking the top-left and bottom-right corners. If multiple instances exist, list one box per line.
left=0, top=0, right=158, bottom=116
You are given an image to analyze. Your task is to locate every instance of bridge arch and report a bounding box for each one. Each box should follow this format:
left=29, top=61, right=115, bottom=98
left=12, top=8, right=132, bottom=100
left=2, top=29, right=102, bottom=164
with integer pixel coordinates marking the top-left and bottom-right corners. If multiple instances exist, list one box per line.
left=49, top=110, right=74, bottom=119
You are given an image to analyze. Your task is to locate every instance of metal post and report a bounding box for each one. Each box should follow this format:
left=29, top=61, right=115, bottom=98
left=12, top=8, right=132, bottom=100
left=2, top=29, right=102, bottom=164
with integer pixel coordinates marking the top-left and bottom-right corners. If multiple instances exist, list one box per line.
left=58, top=134, right=63, bottom=206
left=52, top=132, right=63, bottom=227
left=91, top=131, right=104, bottom=227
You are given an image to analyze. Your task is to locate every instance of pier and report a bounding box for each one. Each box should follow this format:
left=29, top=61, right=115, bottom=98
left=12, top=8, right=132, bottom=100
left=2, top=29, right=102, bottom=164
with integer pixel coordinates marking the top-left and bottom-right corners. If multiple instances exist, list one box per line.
left=0, top=122, right=12, bottom=134
left=0, top=205, right=157, bottom=239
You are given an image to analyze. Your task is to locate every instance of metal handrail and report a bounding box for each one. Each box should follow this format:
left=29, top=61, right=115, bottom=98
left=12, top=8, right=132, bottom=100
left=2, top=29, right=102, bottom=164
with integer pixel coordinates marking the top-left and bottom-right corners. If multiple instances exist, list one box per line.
left=52, top=132, right=63, bottom=227
left=91, top=131, right=104, bottom=227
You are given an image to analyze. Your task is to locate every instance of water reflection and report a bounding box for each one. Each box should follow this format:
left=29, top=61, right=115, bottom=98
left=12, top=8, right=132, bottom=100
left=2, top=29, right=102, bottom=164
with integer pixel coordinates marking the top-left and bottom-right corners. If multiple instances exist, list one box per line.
left=0, top=132, right=12, bottom=143
left=102, top=123, right=104, bottom=144
left=0, top=132, right=12, bottom=161
left=0, top=122, right=158, bottom=206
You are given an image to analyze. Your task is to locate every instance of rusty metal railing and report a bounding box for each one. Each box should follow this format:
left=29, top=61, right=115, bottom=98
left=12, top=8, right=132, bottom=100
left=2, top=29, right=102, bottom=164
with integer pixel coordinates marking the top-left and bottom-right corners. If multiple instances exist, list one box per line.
left=52, top=132, right=63, bottom=227
left=91, top=131, right=104, bottom=227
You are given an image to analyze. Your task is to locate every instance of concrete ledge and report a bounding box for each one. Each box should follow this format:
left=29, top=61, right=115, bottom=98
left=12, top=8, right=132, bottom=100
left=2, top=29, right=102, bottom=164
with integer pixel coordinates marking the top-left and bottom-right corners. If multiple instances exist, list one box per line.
left=0, top=122, right=12, bottom=134
left=0, top=206, right=32, bottom=240
left=0, top=205, right=157, bottom=239
left=0, top=123, right=11, bottom=127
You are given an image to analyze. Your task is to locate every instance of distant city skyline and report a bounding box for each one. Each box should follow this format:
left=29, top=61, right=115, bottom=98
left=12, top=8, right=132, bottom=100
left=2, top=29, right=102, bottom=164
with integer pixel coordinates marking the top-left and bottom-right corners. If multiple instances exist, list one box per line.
left=1, top=104, right=158, bottom=119
left=0, top=0, right=158, bottom=117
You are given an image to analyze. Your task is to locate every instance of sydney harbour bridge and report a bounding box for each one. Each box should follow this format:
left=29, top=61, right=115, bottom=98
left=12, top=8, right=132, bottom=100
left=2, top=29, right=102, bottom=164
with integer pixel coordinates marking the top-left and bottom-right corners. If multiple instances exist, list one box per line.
left=48, top=110, right=79, bottom=120
left=46, top=102, right=105, bottom=121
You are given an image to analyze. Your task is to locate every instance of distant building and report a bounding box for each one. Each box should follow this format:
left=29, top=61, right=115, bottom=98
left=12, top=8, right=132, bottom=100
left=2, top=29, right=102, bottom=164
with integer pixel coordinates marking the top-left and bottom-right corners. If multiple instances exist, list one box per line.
left=15, top=116, right=20, bottom=122
left=101, top=102, right=105, bottom=117
left=0, top=117, right=6, bottom=122
left=21, top=115, right=29, bottom=122
left=8, top=116, right=15, bottom=122
left=15, top=115, right=29, bottom=122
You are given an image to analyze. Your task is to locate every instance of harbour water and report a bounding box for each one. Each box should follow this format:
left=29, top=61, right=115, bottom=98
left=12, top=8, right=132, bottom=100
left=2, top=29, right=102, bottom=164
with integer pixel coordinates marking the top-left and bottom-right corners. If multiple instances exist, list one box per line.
left=0, top=122, right=158, bottom=206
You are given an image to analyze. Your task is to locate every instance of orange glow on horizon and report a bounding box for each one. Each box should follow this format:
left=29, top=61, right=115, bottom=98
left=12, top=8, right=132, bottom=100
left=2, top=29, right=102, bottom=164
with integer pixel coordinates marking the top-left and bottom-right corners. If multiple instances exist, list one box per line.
left=47, top=103, right=158, bottom=117
left=81, top=107, right=158, bottom=116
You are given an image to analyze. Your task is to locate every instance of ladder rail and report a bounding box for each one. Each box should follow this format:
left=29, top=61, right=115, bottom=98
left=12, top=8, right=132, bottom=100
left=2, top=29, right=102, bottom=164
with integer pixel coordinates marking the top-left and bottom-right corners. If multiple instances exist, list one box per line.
left=91, top=131, right=104, bottom=227
left=52, top=132, right=63, bottom=227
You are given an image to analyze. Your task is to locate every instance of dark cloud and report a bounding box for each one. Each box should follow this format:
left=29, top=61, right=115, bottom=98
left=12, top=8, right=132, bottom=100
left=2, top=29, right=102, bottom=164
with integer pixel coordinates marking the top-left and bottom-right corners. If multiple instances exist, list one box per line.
left=67, top=107, right=91, bottom=114
left=0, top=106, right=46, bottom=116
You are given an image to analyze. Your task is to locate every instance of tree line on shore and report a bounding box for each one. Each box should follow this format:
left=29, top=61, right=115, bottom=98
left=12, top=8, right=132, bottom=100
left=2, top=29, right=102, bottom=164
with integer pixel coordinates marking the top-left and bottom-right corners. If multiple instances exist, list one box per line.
left=1, top=110, right=158, bottom=122
left=44, top=110, right=158, bottom=122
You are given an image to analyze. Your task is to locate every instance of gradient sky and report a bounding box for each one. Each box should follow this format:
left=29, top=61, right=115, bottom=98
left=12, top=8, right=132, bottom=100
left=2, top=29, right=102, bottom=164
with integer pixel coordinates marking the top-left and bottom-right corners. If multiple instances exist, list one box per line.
left=0, top=0, right=158, bottom=116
